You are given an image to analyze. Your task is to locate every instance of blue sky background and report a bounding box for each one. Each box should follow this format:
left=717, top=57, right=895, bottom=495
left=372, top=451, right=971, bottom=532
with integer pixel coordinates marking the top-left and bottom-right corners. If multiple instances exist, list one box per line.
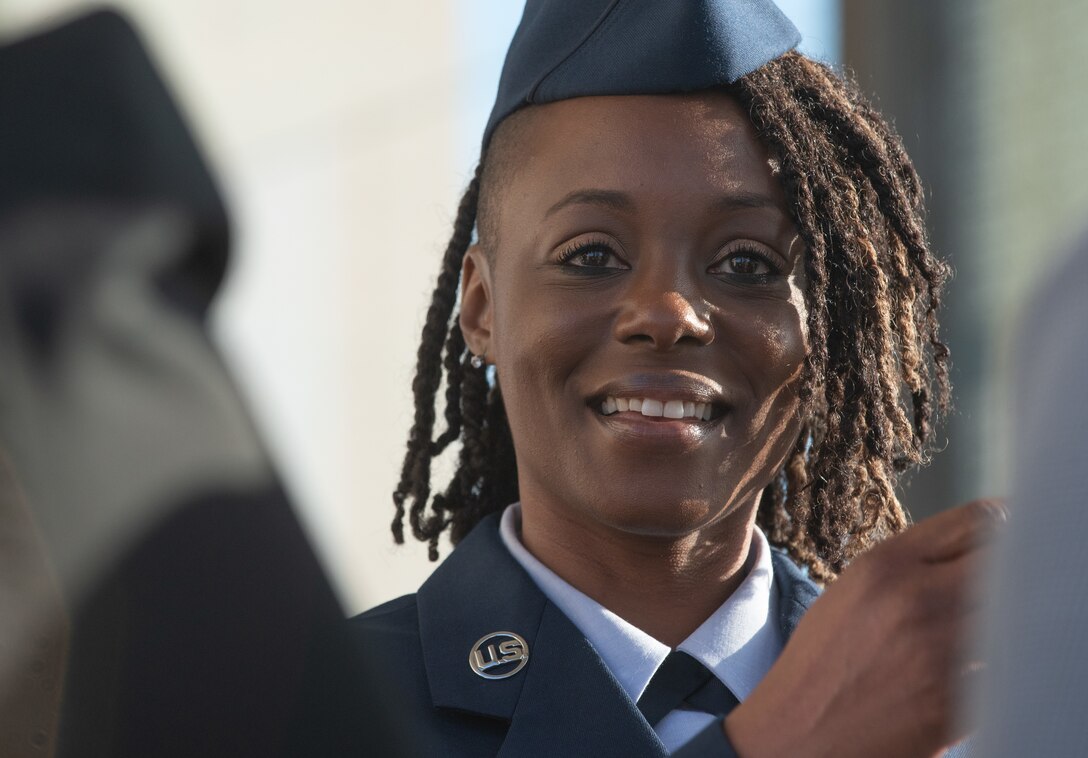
left=453, top=0, right=841, bottom=175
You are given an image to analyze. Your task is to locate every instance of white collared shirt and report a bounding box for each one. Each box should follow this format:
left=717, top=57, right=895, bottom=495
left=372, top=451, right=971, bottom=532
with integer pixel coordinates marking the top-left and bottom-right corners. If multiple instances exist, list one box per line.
left=499, top=503, right=782, bottom=753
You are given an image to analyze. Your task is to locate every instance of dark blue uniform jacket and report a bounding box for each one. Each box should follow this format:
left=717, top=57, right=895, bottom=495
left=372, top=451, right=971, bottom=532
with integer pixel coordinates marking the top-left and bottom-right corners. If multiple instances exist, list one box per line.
left=303, top=512, right=820, bottom=757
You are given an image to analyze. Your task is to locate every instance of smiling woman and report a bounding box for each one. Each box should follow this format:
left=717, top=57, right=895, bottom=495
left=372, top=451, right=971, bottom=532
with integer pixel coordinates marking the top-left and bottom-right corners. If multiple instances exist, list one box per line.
left=397, top=63, right=948, bottom=585
left=455, top=94, right=813, bottom=644
left=310, top=2, right=994, bottom=757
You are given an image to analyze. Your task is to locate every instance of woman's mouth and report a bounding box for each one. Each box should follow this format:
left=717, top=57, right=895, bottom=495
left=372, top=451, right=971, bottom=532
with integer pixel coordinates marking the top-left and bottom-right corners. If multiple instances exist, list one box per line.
left=599, top=396, right=715, bottom=421
left=589, top=395, right=723, bottom=450
left=585, top=373, right=729, bottom=448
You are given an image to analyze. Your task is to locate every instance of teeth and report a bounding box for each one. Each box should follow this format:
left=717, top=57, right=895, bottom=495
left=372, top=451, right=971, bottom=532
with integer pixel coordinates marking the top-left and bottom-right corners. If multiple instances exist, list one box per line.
left=641, top=399, right=664, bottom=417
left=600, top=396, right=717, bottom=421
left=663, top=400, right=685, bottom=419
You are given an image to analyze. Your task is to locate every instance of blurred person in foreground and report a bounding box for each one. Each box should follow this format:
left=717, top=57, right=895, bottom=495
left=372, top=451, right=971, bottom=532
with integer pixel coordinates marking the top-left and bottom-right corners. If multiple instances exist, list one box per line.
left=970, top=227, right=1088, bottom=757
left=0, top=11, right=377, bottom=756
left=301, top=1, right=1000, bottom=756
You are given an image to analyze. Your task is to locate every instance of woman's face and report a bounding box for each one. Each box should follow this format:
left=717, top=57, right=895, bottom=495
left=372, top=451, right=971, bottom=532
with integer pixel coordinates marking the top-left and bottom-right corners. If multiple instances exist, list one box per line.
left=461, top=92, right=808, bottom=540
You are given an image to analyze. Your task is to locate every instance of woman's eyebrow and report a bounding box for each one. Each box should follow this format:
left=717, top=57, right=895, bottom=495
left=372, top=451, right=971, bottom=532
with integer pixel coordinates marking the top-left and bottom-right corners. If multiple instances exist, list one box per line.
left=545, top=189, right=633, bottom=217
left=545, top=188, right=781, bottom=217
left=713, top=191, right=781, bottom=212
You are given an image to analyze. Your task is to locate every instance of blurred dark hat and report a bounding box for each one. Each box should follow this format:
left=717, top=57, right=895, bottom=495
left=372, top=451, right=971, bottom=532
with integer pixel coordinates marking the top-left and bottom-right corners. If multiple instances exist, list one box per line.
left=0, top=8, right=229, bottom=310
left=483, top=0, right=801, bottom=146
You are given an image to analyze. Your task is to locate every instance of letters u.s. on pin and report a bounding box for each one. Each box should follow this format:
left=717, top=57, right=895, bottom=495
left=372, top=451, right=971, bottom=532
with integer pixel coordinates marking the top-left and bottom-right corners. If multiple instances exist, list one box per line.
left=468, top=631, right=529, bottom=680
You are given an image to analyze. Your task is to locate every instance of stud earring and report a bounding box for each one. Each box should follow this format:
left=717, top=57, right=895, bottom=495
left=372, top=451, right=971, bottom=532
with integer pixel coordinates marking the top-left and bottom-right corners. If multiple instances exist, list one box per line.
left=470, top=354, right=485, bottom=369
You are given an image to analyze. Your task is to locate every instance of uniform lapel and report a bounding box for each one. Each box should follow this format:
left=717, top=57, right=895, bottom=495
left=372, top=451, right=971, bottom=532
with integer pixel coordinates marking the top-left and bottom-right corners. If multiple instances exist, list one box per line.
left=416, top=513, right=544, bottom=720
left=497, top=601, right=667, bottom=758
left=416, top=514, right=667, bottom=756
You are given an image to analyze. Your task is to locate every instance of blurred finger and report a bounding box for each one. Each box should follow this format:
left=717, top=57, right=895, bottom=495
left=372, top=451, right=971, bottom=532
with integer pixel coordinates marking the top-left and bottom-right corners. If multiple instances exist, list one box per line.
left=912, top=498, right=1006, bottom=564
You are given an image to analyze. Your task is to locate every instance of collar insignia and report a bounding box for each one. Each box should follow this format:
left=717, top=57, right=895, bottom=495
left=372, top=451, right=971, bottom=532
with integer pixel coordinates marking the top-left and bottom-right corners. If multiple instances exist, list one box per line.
left=469, top=631, right=529, bottom=680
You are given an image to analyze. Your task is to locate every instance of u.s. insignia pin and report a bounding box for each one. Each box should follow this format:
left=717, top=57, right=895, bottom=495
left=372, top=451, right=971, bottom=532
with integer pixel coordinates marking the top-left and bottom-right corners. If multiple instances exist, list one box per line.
left=468, top=631, right=529, bottom=680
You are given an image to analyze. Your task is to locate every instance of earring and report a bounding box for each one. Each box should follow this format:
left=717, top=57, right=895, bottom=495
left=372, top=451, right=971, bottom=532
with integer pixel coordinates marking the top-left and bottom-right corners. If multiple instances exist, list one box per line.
left=470, top=354, right=485, bottom=369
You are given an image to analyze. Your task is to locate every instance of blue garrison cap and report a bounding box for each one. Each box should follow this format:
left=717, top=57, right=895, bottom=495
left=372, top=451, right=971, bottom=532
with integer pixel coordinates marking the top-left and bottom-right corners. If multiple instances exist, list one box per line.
left=483, top=0, right=801, bottom=147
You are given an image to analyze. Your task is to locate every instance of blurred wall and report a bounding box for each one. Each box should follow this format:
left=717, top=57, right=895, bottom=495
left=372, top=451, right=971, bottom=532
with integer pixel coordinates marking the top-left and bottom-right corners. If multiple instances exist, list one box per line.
left=843, top=0, right=1088, bottom=520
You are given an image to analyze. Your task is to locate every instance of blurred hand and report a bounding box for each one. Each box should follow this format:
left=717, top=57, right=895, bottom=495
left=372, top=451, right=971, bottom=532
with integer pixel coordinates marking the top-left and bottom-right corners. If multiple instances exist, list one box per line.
left=725, top=498, right=1005, bottom=758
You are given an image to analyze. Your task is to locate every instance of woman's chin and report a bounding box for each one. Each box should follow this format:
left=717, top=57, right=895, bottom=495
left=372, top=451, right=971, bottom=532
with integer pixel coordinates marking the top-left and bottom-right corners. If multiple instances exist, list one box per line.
left=584, top=495, right=742, bottom=540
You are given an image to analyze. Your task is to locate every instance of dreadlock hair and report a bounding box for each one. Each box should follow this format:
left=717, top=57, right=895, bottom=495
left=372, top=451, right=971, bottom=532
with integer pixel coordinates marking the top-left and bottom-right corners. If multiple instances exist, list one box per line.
left=392, top=51, right=950, bottom=582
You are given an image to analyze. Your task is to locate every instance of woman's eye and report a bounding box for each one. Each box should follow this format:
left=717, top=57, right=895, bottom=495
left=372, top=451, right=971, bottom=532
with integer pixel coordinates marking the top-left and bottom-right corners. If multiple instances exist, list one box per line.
left=559, top=244, right=627, bottom=269
left=710, top=250, right=778, bottom=277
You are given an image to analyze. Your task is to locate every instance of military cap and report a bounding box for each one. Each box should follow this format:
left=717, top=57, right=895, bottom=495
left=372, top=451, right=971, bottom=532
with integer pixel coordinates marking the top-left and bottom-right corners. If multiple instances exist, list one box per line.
left=484, top=0, right=801, bottom=146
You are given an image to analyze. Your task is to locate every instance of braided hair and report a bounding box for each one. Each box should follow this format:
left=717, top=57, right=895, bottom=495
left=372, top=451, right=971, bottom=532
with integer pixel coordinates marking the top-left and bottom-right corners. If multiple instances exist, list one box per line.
left=392, top=52, right=950, bottom=581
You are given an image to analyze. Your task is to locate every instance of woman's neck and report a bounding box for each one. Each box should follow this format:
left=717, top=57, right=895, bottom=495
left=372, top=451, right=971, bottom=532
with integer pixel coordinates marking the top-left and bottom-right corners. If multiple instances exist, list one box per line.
left=518, top=498, right=759, bottom=648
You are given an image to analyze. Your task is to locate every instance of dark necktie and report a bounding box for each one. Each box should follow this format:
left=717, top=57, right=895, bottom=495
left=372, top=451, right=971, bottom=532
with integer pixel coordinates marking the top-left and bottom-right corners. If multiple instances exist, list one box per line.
left=635, top=651, right=741, bottom=726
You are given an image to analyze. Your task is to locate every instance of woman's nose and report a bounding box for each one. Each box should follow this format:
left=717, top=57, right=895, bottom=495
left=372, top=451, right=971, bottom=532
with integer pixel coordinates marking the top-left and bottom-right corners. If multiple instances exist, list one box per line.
left=613, top=276, right=714, bottom=351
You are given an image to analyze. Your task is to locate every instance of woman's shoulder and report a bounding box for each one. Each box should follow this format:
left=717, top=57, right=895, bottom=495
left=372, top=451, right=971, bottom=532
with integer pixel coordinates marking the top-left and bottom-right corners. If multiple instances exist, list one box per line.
left=353, top=592, right=419, bottom=622
left=768, top=546, right=820, bottom=590
left=347, top=592, right=422, bottom=650
left=768, top=546, right=822, bottom=639
left=289, top=595, right=431, bottom=756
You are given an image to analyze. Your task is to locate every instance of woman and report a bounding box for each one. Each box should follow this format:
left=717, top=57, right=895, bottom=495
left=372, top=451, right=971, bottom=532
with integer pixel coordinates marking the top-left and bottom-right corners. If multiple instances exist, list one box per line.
left=333, top=2, right=997, bottom=756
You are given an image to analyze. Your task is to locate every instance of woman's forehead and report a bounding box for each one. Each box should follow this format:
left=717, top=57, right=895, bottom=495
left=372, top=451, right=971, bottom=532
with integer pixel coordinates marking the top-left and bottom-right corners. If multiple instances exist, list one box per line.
left=527, top=91, right=752, bottom=144
left=495, top=92, right=785, bottom=214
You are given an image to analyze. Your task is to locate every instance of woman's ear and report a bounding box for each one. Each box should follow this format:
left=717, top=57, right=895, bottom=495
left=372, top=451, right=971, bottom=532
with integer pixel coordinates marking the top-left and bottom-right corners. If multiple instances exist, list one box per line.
left=459, top=244, right=494, bottom=361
